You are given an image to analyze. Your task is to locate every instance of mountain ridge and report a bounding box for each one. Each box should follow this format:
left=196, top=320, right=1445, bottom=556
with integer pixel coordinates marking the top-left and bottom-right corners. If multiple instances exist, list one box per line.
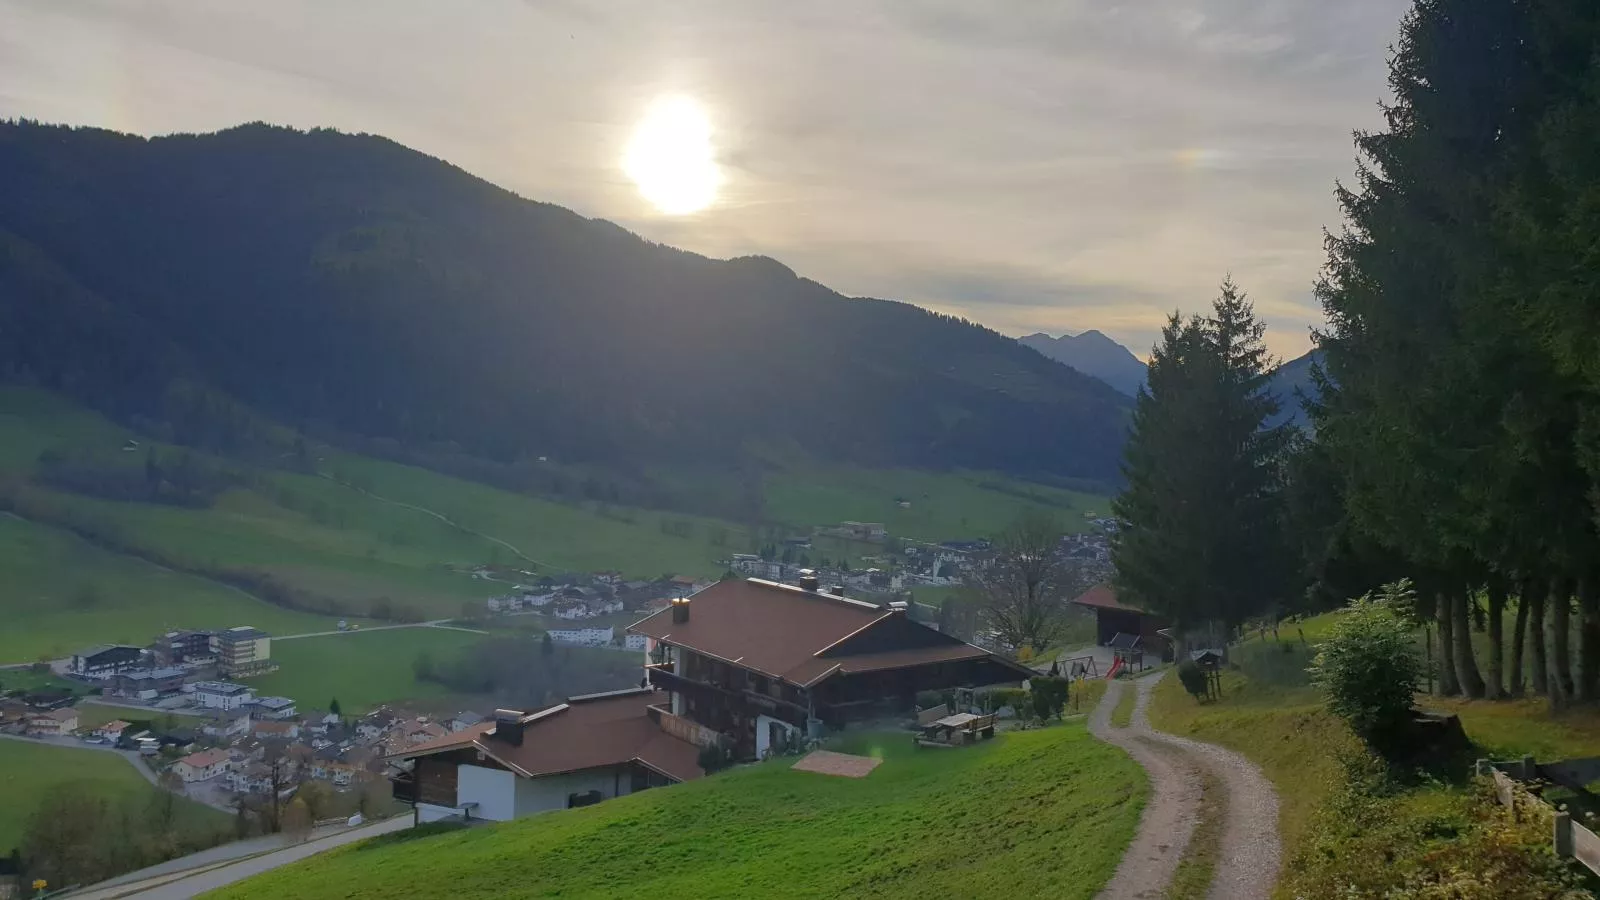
left=0, top=120, right=1131, bottom=484
left=1018, top=330, right=1149, bottom=396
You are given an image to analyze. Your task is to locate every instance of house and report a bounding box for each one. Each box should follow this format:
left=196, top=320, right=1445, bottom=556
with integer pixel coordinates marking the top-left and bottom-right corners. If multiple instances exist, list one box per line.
left=252, top=720, right=301, bottom=740
left=389, top=689, right=702, bottom=824
left=450, top=711, right=486, bottom=733
left=107, top=666, right=189, bottom=700
left=158, top=630, right=217, bottom=668
left=69, top=644, right=146, bottom=677
left=172, top=748, right=231, bottom=782
left=397, top=718, right=449, bottom=747
left=217, top=626, right=272, bottom=677
left=95, top=720, right=132, bottom=742
left=631, top=577, right=1034, bottom=760
left=840, top=522, right=887, bottom=541
left=229, top=762, right=274, bottom=794
left=202, top=711, right=252, bottom=739
left=1070, top=585, right=1172, bottom=657
left=547, top=627, right=614, bottom=647
left=357, top=711, right=397, bottom=742
left=247, top=696, right=298, bottom=720
left=190, top=681, right=256, bottom=710
left=25, top=707, right=79, bottom=736
left=21, top=690, right=74, bottom=710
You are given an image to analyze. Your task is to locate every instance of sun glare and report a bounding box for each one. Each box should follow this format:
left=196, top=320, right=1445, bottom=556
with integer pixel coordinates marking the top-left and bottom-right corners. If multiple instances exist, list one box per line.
left=623, top=96, right=721, bottom=215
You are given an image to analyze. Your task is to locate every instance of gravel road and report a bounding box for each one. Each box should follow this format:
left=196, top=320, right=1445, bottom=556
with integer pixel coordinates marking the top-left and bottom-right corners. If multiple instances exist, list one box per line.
left=1089, top=672, right=1281, bottom=900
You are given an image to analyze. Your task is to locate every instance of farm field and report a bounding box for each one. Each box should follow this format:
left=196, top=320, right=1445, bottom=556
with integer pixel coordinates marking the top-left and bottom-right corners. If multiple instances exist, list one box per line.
left=212, top=722, right=1145, bottom=900
left=249, top=628, right=486, bottom=714
left=0, top=739, right=225, bottom=854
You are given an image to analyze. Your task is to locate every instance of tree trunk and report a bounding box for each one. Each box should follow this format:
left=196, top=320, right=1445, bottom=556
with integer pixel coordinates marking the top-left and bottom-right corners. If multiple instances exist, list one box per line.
left=1509, top=577, right=1533, bottom=697
left=1453, top=590, right=1486, bottom=699
left=1530, top=585, right=1549, bottom=696
left=1549, top=580, right=1575, bottom=710
left=1485, top=579, right=1506, bottom=700
left=1437, top=592, right=1461, bottom=696
left=1579, top=573, right=1599, bottom=704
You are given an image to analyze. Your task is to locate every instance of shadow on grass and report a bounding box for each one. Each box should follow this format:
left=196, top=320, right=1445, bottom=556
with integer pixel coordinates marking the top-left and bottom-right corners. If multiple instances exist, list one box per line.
left=353, top=820, right=466, bottom=851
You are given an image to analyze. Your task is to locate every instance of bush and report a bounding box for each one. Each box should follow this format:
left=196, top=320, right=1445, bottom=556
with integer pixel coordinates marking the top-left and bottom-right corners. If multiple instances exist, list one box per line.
left=915, top=690, right=943, bottom=711
left=1029, top=677, right=1070, bottom=721
left=1309, top=584, right=1424, bottom=754
left=1176, top=661, right=1209, bottom=700
left=985, top=687, right=1027, bottom=713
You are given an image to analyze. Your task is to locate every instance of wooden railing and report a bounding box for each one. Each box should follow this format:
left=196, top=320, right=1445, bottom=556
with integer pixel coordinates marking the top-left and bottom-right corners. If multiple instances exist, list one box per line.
left=1479, top=756, right=1600, bottom=878
left=647, top=704, right=722, bottom=749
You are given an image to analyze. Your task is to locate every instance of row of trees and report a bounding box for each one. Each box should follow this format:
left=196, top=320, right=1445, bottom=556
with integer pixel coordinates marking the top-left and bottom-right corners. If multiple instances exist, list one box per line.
left=1305, top=0, right=1600, bottom=709
left=1113, top=0, right=1600, bottom=710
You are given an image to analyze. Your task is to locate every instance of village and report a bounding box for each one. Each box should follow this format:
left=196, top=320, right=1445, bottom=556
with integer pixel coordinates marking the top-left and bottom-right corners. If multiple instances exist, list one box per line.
left=0, top=517, right=1118, bottom=849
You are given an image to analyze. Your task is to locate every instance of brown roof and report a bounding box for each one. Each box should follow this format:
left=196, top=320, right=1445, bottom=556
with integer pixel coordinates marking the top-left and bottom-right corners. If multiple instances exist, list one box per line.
left=390, top=689, right=702, bottom=783
left=1071, top=585, right=1150, bottom=615
left=36, top=707, right=78, bottom=722
left=253, top=721, right=297, bottom=735
left=178, top=748, right=230, bottom=768
left=629, top=578, right=892, bottom=681
left=784, top=643, right=1000, bottom=688
left=630, top=578, right=1030, bottom=687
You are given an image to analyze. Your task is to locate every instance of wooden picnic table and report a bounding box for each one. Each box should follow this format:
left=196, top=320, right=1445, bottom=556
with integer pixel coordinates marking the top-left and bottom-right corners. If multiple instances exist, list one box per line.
left=917, top=712, right=997, bottom=747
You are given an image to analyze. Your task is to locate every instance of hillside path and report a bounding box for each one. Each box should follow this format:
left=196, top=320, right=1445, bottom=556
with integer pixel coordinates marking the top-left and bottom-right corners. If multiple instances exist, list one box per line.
left=1089, top=671, right=1281, bottom=900
left=318, top=472, right=553, bottom=569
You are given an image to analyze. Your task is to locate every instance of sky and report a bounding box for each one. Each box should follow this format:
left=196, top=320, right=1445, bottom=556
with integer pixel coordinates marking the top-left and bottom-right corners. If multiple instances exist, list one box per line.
left=0, top=0, right=1411, bottom=360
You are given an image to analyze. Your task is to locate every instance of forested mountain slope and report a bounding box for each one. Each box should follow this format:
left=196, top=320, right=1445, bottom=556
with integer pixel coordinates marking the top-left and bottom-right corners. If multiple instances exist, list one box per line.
left=0, top=121, right=1130, bottom=481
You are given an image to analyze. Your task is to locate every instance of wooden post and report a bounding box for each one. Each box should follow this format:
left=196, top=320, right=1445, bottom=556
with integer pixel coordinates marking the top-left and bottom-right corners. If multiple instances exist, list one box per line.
left=1522, top=755, right=1537, bottom=780
left=1554, top=811, right=1573, bottom=858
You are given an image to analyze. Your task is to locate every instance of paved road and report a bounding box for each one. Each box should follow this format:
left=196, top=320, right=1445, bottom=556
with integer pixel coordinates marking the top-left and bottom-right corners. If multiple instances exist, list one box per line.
left=1089, top=672, right=1282, bottom=900
left=67, top=815, right=412, bottom=899
left=275, top=619, right=487, bottom=641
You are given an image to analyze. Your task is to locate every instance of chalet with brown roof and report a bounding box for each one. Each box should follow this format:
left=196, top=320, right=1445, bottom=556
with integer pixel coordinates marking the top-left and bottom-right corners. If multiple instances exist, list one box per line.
left=630, top=576, right=1033, bottom=760
left=1071, top=585, right=1171, bottom=654
left=388, top=688, right=701, bottom=824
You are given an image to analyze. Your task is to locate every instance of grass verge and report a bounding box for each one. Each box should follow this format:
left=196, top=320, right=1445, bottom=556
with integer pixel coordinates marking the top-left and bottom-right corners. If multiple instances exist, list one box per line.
left=1165, top=768, right=1225, bottom=900
left=1110, top=683, right=1137, bottom=728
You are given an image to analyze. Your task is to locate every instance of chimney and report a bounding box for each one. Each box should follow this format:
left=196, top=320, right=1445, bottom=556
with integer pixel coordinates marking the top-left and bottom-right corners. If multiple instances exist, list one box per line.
left=798, top=569, right=820, bottom=592
left=670, top=596, right=691, bottom=624
left=493, top=708, right=525, bottom=747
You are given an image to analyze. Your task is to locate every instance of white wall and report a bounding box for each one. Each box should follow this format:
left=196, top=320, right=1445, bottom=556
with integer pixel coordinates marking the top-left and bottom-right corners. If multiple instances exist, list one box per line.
left=756, top=715, right=798, bottom=759
left=512, top=767, right=630, bottom=817
left=456, top=764, right=518, bottom=821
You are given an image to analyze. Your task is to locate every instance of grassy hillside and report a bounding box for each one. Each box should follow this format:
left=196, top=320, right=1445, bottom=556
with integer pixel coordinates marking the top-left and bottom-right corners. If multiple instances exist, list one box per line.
left=211, top=723, right=1144, bottom=900
left=763, top=466, right=1104, bottom=541
left=0, top=514, right=336, bottom=662
left=0, top=740, right=225, bottom=853
left=0, top=387, right=1109, bottom=663
left=250, top=628, right=486, bottom=714
left=1148, top=613, right=1600, bottom=898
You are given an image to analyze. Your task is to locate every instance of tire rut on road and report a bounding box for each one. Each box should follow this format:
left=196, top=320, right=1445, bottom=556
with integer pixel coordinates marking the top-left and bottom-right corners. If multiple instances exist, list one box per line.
left=1089, top=672, right=1281, bottom=900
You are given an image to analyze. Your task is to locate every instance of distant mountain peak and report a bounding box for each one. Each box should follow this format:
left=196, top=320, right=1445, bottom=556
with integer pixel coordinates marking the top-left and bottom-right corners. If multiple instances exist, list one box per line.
left=1018, top=330, right=1147, bottom=397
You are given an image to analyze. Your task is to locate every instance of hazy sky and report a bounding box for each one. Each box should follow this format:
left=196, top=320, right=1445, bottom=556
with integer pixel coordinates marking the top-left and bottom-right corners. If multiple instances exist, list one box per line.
left=0, top=0, right=1410, bottom=359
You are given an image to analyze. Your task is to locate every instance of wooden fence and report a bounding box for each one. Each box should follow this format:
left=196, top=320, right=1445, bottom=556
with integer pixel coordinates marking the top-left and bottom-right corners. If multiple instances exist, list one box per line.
left=1478, top=756, right=1600, bottom=878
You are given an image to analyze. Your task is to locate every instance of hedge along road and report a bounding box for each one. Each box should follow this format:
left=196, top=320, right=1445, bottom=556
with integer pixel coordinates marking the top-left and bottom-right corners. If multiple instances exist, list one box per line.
left=1088, top=672, right=1281, bottom=900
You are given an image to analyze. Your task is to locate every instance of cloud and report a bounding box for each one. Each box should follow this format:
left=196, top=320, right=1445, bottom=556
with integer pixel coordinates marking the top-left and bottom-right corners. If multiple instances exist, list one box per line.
left=0, top=0, right=1410, bottom=359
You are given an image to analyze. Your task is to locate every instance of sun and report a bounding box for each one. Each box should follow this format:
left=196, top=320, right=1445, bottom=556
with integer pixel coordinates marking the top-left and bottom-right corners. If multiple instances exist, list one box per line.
left=623, top=96, right=721, bottom=215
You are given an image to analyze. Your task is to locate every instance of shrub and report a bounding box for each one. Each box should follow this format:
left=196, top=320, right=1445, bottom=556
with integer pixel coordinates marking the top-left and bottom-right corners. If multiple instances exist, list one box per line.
left=1176, top=661, right=1208, bottom=700
left=915, top=690, right=943, bottom=711
left=1029, top=677, right=1070, bottom=721
left=1309, top=583, right=1423, bottom=754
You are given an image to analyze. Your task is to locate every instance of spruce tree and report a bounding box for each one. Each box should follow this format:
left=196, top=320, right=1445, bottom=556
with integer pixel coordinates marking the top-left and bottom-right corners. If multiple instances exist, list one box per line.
left=1113, top=281, right=1289, bottom=647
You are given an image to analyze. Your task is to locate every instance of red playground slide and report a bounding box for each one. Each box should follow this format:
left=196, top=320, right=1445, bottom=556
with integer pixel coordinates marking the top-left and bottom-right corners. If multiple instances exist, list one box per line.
left=1105, top=657, right=1124, bottom=679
